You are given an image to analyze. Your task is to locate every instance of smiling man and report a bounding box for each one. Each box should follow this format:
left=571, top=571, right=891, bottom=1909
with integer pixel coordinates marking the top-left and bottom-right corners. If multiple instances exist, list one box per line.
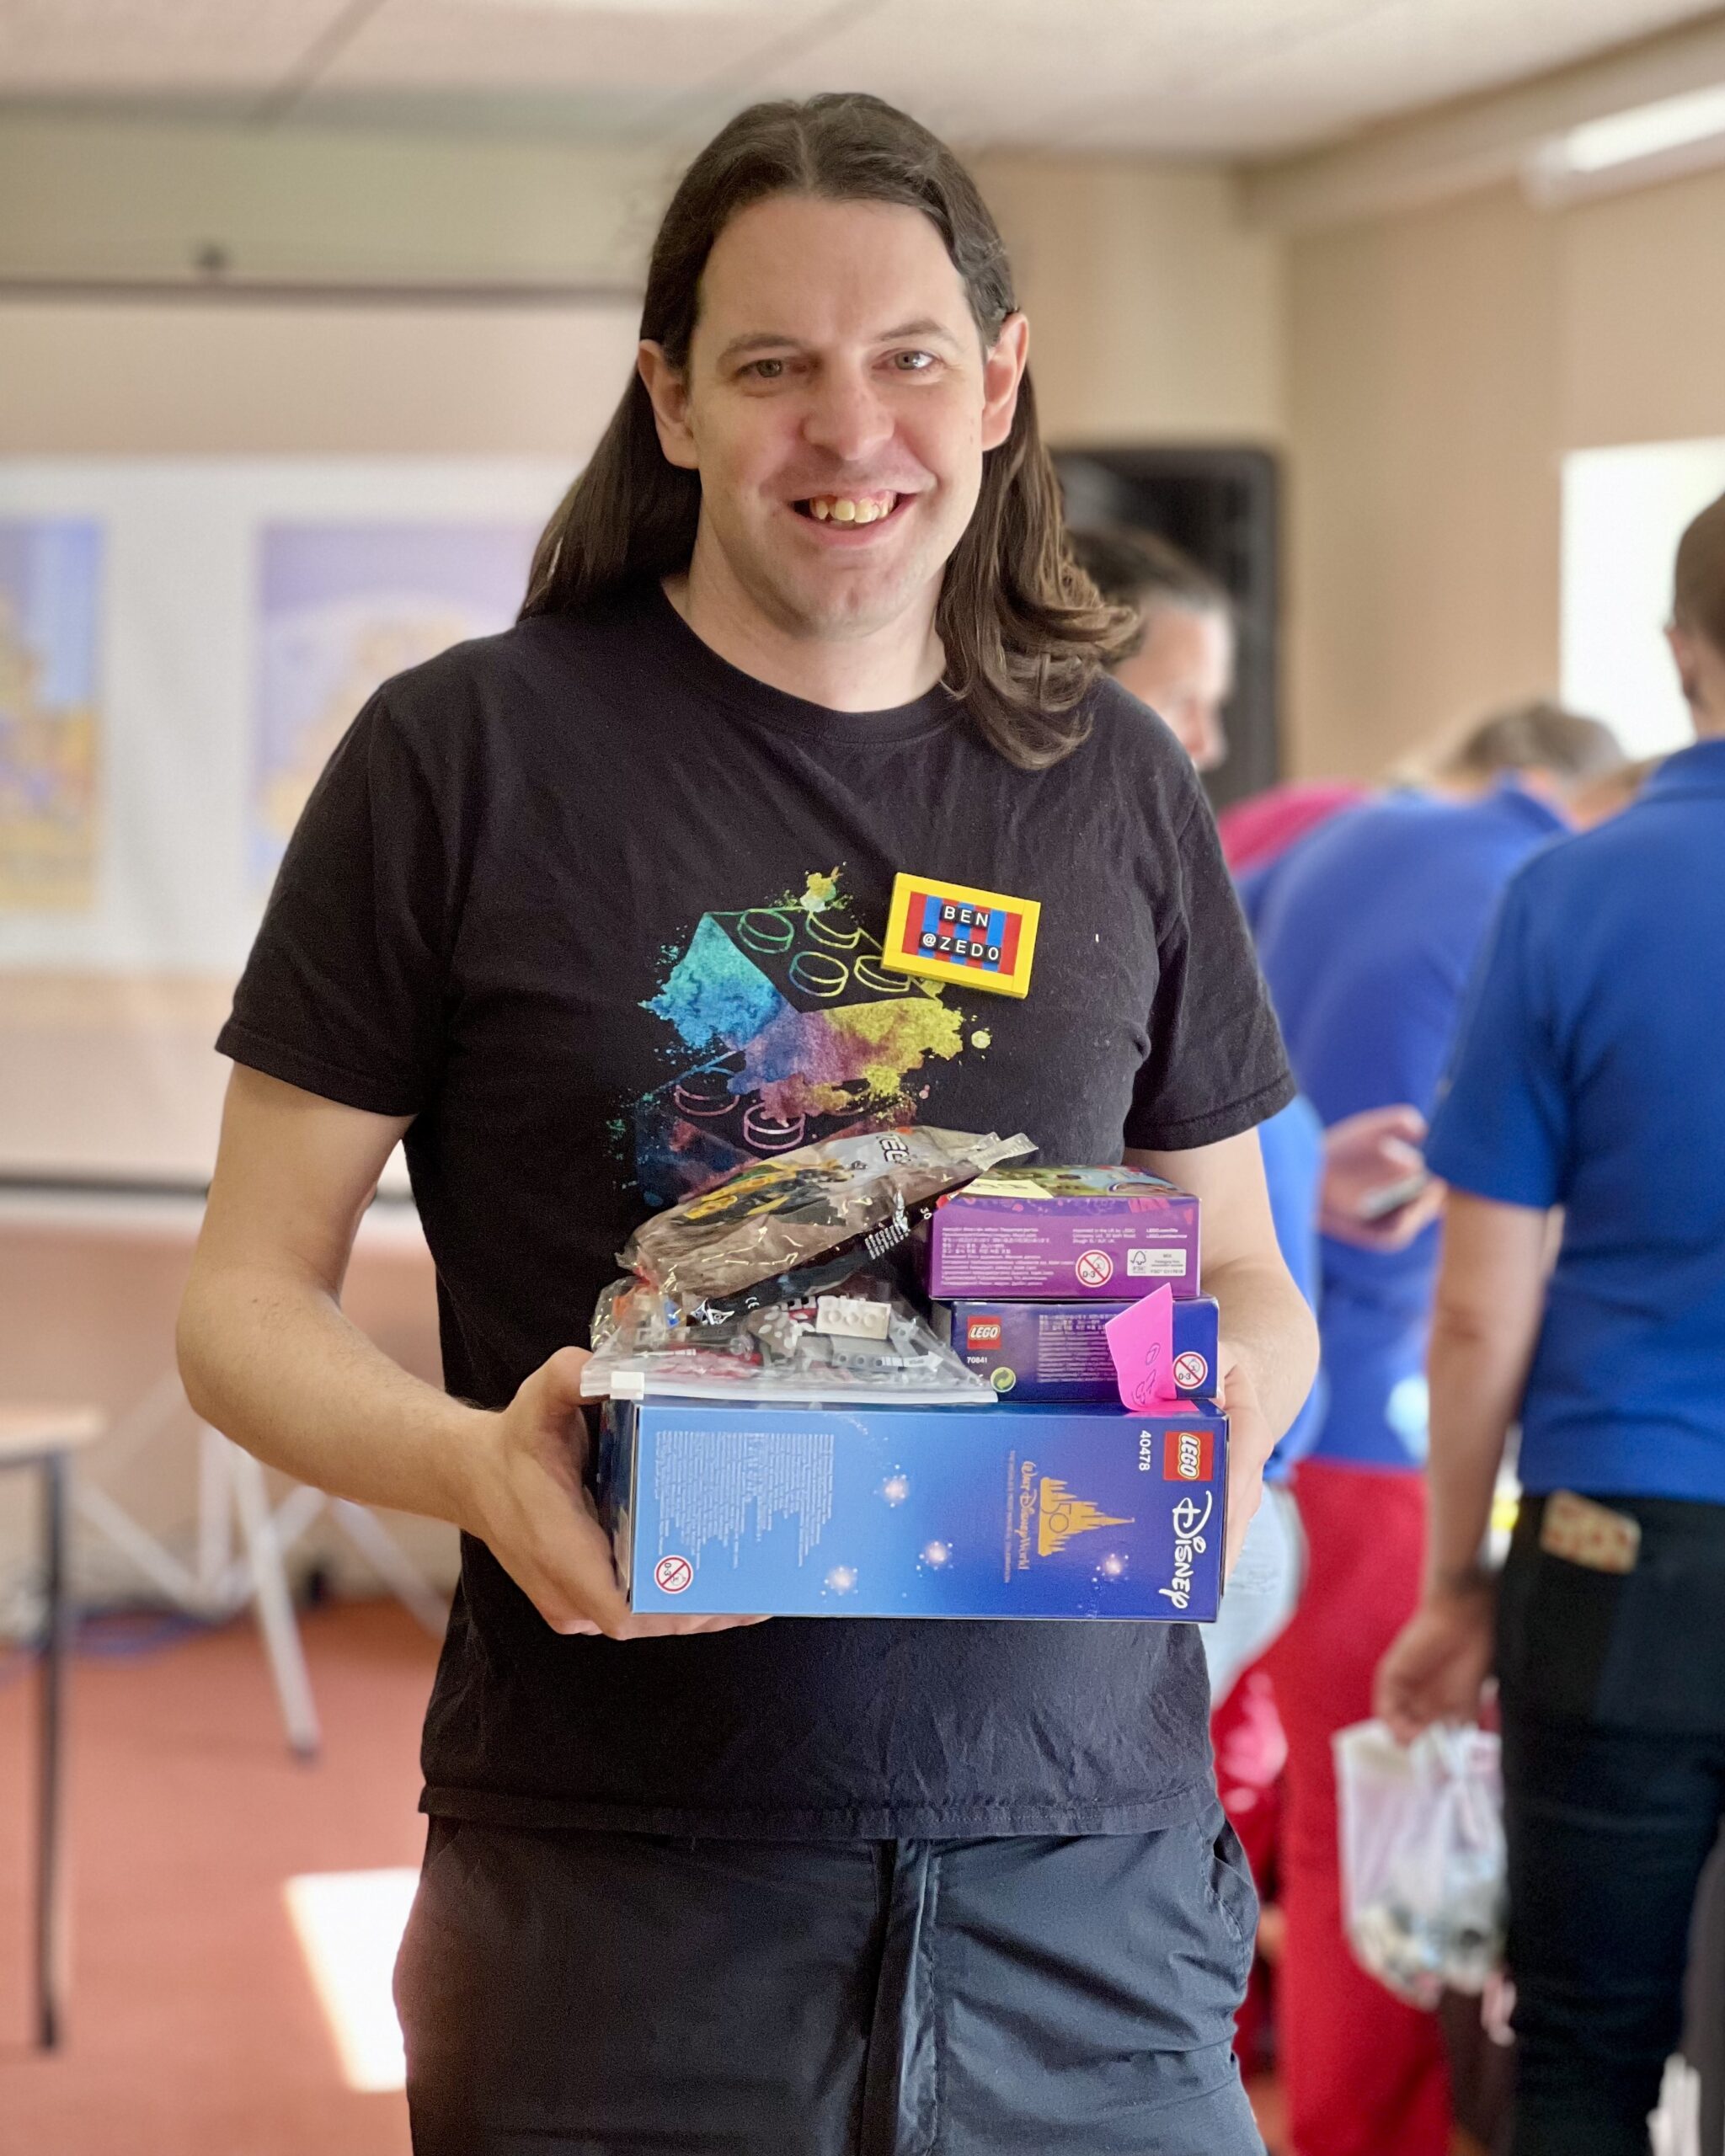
left=179, top=94, right=1315, bottom=2156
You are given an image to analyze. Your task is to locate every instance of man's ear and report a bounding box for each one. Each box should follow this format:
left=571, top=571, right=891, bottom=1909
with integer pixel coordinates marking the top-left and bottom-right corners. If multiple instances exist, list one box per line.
left=638, top=342, right=698, bottom=472
left=980, top=312, right=1030, bottom=454
left=1667, top=622, right=1701, bottom=711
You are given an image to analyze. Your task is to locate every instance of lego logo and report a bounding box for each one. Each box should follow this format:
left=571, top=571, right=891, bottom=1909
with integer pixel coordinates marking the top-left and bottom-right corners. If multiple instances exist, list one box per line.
left=966, top=1318, right=1003, bottom=1348
left=1162, top=1430, right=1215, bottom=1482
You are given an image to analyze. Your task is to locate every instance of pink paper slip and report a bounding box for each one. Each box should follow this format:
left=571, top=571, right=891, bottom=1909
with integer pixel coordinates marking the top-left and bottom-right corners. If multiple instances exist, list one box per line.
left=1103, top=1285, right=1178, bottom=1411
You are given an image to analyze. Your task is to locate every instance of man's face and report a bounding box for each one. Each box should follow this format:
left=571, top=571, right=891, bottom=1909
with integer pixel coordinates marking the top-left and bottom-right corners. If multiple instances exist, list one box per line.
left=638, top=194, right=1027, bottom=645
left=1113, top=603, right=1234, bottom=772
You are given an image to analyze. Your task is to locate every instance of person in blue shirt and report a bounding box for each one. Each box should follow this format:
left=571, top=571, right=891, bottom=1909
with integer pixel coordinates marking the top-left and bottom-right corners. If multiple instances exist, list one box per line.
left=1246, top=702, right=1626, bottom=2156
left=1380, top=493, right=1725, bottom=2156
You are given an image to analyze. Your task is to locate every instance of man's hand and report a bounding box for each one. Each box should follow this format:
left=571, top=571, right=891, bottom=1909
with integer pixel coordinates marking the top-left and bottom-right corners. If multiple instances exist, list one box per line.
left=1320, top=1104, right=1446, bottom=1251
left=1374, top=1582, right=1495, bottom=1742
left=463, top=1347, right=766, bottom=1643
left=1217, top=1348, right=1275, bottom=1578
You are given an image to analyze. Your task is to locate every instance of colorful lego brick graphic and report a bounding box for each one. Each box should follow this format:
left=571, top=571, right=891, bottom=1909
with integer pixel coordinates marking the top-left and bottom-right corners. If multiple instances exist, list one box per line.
left=880, top=872, right=1039, bottom=998
left=635, top=870, right=980, bottom=1207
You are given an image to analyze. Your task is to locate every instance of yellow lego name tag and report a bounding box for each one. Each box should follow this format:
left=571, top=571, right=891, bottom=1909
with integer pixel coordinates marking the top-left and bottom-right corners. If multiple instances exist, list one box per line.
left=880, top=872, right=1040, bottom=999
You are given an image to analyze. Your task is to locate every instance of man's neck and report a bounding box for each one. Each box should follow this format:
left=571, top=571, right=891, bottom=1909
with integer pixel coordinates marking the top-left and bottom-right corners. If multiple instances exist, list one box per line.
left=665, top=542, right=945, bottom=714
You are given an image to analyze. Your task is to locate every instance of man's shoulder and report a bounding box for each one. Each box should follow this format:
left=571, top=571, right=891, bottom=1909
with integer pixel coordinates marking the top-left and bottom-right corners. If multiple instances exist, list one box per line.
left=365, top=597, right=652, bottom=758
left=1496, top=808, right=1642, bottom=924
left=1255, top=792, right=1414, bottom=901
left=382, top=602, right=628, bottom=704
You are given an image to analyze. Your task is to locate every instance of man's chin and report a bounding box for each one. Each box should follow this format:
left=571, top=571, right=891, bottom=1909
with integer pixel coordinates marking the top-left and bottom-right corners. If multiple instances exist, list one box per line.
left=774, top=563, right=935, bottom=643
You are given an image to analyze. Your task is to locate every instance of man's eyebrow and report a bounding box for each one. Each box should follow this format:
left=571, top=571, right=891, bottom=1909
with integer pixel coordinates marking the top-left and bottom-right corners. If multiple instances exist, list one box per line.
left=713, top=333, right=804, bottom=365
left=712, top=318, right=964, bottom=366
left=874, top=318, right=962, bottom=347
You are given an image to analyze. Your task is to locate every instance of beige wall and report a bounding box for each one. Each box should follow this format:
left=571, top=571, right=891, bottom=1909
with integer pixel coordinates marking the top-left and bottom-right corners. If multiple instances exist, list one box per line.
left=0, top=119, right=1284, bottom=456
left=1284, top=161, right=1725, bottom=777
left=974, top=155, right=1284, bottom=445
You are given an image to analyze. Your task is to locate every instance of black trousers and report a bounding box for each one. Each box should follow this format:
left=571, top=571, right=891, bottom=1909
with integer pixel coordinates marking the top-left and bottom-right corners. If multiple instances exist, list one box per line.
left=393, top=1805, right=1264, bottom=2155
left=1498, top=1492, right=1725, bottom=2156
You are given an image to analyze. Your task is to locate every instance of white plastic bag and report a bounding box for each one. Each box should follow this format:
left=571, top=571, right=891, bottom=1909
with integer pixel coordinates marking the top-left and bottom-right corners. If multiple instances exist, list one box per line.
left=1334, top=1718, right=1506, bottom=2009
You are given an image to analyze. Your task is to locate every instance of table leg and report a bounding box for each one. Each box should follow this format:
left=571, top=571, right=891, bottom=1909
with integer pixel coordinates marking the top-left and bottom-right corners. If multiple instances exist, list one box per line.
left=227, top=1444, right=321, bottom=1761
left=36, top=1452, right=70, bottom=2050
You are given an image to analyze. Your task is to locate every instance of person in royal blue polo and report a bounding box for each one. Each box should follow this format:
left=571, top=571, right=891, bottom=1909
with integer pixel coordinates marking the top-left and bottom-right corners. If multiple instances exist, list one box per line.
left=1242, top=702, right=1627, bottom=2156
left=1380, top=492, right=1725, bottom=2156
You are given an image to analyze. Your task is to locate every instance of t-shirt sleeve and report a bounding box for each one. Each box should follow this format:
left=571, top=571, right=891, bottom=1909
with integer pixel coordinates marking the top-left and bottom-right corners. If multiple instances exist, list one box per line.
left=1423, top=872, right=1569, bottom=1209
left=216, top=691, right=459, bottom=1117
left=1125, top=778, right=1295, bottom=1150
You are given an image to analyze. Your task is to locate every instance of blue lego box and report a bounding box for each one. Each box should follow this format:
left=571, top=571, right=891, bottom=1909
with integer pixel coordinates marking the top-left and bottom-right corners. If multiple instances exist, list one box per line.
left=598, top=1396, right=1228, bottom=1620
left=938, top=1294, right=1221, bottom=1403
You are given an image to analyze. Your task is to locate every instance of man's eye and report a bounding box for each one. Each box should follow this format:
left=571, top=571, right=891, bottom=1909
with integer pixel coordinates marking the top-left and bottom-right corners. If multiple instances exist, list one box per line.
left=745, top=358, right=787, bottom=380
left=891, top=350, right=937, bottom=372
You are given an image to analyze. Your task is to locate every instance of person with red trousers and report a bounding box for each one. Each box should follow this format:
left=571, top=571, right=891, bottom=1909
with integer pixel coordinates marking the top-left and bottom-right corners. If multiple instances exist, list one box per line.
left=1244, top=702, right=1625, bottom=2156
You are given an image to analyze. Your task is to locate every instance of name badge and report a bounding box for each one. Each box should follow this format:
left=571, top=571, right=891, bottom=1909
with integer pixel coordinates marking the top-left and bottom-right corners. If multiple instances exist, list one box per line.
left=881, top=872, right=1040, bottom=1000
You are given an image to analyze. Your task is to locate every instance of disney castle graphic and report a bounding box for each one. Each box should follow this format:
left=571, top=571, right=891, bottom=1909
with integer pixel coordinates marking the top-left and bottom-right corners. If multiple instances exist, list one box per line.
left=1038, top=1477, right=1134, bottom=1557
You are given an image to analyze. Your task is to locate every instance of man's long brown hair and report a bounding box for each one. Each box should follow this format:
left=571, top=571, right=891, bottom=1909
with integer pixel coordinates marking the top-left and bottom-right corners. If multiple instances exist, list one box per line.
left=520, top=92, right=1130, bottom=769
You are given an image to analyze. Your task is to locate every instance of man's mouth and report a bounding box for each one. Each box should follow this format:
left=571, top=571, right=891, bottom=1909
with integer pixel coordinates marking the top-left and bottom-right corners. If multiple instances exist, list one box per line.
left=792, top=492, right=903, bottom=525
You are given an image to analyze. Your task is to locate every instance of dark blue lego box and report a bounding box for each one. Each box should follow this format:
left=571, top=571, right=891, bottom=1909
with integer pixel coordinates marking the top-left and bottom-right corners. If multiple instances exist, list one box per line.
left=599, top=1396, right=1228, bottom=1620
left=937, top=1294, right=1221, bottom=1403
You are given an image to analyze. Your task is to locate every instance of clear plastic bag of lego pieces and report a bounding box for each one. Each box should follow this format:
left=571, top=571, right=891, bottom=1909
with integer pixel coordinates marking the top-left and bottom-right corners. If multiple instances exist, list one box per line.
left=618, top=1127, right=1033, bottom=1314
left=581, top=1269, right=996, bottom=1406
left=1334, top=1720, right=1506, bottom=2009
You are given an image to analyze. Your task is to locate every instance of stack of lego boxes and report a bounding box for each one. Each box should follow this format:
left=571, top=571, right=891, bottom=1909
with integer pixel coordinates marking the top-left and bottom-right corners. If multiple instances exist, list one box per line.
left=928, top=1166, right=1221, bottom=1406
left=602, top=1165, right=1229, bottom=1624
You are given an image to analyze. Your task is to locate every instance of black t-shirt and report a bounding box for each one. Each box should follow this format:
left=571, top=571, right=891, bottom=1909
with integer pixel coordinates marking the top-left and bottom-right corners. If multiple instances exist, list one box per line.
left=220, top=579, right=1294, bottom=1838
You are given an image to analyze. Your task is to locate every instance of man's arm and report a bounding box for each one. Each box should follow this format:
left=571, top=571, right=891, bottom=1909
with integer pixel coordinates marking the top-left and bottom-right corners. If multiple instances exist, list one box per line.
left=1125, top=1129, right=1319, bottom=1572
left=178, top=1065, right=756, bottom=1641
left=1375, top=1190, right=1551, bottom=1738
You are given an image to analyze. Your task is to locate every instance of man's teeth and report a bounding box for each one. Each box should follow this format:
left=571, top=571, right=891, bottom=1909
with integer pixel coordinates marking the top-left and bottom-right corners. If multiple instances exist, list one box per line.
left=806, top=494, right=897, bottom=524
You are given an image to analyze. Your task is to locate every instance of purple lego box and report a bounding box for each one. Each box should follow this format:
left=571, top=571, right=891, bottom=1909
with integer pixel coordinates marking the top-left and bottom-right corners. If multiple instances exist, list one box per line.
left=927, top=1166, right=1201, bottom=1300
left=939, top=1294, right=1221, bottom=1403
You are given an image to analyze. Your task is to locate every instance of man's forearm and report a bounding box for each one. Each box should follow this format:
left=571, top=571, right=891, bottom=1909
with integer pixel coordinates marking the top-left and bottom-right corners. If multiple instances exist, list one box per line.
left=178, top=1262, right=489, bottom=1529
left=1204, top=1256, right=1320, bottom=1442
left=1419, top=1194, right=1551, bottom=1597
left=1422, top=1309, right=1524, bottom=1594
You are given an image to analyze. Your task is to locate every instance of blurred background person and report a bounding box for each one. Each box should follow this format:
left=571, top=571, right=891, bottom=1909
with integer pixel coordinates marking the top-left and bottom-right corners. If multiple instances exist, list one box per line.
left=1379, top=494, right=1725, bottom=2156
left=1067, top=523, right=1235, bottom=772
left=1061, top=522, right=1370, bottom=877
left=1247, top=699, right=1626, bottom=2156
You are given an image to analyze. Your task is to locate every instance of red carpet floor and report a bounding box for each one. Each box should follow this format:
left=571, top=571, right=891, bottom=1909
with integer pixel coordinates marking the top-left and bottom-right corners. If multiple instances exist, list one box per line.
left=0, top=1598, right=435, bottom=2156
left=0, top=1597, right=1292, bottom=2155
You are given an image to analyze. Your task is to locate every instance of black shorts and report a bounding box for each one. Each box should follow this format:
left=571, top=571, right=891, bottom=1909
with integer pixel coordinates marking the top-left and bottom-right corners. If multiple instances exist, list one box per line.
left=395, top=1807, right=1263, bottom=2155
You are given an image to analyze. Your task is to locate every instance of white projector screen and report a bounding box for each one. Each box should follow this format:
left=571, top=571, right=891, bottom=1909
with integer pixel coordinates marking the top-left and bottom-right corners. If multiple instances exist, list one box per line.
left=1562, top=437, right=1725, bottom=758
left=0, top=456, right=585, bottom=1183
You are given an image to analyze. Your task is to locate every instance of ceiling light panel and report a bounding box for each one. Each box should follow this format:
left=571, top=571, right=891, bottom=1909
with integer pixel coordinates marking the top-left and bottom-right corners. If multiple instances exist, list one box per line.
left=1557, top=79, right=1725, bottom=171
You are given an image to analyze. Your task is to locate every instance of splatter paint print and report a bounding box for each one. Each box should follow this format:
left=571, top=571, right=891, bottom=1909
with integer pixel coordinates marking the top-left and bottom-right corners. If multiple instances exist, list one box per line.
left=636, top=870, right=977, bottom=1204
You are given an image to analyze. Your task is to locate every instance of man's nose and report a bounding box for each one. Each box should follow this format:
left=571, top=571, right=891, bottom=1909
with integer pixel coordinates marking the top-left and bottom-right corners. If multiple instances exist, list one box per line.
left=800, top=367, right=894, bottom=463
